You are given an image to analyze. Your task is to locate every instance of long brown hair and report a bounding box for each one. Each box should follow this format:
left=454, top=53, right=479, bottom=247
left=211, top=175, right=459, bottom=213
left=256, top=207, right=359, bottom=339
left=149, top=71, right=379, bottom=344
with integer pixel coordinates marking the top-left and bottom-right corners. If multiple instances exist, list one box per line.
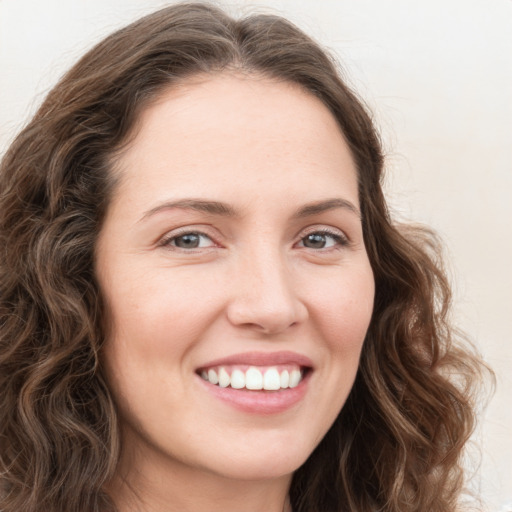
left=0, top=3, right=488, bottom=511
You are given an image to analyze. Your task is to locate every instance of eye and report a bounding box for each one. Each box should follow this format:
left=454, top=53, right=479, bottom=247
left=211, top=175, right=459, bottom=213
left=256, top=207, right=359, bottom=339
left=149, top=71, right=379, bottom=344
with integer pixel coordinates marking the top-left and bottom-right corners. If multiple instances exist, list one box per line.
left=163, top=232, right=215, bottom=250
left=297, top=230, right=347, bottom=250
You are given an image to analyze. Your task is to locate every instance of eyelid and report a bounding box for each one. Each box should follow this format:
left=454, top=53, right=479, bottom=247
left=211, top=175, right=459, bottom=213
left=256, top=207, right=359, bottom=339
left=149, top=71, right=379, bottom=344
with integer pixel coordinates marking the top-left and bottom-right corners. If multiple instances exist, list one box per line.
left=295, top=226, right=350, bottom=249
left=157, top=226, right=220, bottom=250
left=155, top=224, right=350, bottom=251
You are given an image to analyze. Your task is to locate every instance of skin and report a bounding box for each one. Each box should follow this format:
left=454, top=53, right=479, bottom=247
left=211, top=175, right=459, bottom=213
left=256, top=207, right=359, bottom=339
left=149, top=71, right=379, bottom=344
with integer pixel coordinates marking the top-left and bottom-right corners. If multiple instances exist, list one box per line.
left=96, top=74, right=375, bottom=512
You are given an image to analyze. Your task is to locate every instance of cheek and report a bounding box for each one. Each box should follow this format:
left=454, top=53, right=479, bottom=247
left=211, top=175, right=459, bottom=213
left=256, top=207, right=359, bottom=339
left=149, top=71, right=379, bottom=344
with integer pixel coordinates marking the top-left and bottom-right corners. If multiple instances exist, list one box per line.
left=104, top=263, right=208, bottom=326
left=299, top=264, right=374, bottom=438
left=101, top=267, right=226, bottom=377
left=104, top=294, right=193, bottom=371
left=308, top=264, right=375, bottom=351
left=100, top=285, right=201, bottom=425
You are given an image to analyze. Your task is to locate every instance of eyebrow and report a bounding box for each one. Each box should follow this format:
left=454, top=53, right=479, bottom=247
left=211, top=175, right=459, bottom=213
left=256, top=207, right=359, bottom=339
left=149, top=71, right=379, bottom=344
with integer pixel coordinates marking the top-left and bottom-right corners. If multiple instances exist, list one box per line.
left=140, top=197, right=360, bottom=222
left=140, top=199, right=238, bottom=221
left=293, top=198, right=361, bottom=219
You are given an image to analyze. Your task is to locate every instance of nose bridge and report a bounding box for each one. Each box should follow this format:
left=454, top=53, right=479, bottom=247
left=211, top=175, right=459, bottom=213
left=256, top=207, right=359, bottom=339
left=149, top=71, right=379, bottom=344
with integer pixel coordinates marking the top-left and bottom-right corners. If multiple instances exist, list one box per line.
left=226, top=241, right=306, bottom=333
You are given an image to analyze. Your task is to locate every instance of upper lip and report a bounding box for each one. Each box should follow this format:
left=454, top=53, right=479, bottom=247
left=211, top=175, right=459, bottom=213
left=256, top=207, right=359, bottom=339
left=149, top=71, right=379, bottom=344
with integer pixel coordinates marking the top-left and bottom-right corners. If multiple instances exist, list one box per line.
left=197, top=351, right=314, bottom=370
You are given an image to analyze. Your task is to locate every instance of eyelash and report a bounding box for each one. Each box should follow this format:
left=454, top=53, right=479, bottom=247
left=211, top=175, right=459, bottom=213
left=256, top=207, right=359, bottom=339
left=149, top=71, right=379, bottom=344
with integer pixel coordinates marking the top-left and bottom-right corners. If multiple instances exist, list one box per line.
left=158, top=229, right=217, bottom=250
left=158, top=227, right=349, bottom=252
left=297, top=229, right=349, bottom=250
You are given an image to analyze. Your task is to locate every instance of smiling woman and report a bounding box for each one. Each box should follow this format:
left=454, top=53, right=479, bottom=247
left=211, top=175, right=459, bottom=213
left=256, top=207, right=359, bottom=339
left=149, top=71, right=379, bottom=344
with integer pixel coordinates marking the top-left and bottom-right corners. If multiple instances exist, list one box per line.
left=0, top=2, right=489, bottom=512
left=96, top=76, right=374, bottom=497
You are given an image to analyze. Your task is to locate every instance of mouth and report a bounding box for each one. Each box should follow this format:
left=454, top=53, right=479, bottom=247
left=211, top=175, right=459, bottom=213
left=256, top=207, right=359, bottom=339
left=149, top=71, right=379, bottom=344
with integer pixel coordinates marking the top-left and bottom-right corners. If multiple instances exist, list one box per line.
left=197, top=364, right=308, bottom=391
left=195, top=351, right=313, bottom=414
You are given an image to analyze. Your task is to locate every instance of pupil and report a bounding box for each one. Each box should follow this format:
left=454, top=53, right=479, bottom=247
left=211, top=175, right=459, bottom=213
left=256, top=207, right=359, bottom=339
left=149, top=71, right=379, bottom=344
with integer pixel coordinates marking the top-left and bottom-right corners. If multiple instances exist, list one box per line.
left=305, top=233, right=326, bottom=248
left=176, top=233, right=200, bottom=248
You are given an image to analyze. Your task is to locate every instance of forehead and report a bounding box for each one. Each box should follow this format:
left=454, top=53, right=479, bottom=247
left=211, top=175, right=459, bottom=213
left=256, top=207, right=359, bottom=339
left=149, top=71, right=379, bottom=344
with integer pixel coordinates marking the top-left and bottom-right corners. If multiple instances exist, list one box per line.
left=111, top=73, right=359, bottom=211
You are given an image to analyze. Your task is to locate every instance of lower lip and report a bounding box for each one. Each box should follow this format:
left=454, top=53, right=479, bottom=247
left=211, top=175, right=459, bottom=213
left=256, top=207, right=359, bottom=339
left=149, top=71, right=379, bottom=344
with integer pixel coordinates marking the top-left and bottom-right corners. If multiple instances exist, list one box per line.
left=196, top=372, right=311, bottom=415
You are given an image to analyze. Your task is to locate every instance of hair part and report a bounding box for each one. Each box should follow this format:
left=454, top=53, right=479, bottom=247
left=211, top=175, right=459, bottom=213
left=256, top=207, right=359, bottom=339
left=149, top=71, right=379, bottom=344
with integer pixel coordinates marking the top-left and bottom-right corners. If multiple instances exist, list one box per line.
left=0, top=3, right=489, bottom=511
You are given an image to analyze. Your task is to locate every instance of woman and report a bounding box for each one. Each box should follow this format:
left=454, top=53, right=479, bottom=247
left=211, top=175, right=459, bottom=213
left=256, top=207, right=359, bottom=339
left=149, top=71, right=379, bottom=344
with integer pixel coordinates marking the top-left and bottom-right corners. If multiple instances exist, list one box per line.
left=0, top=3, right=488, bottom=511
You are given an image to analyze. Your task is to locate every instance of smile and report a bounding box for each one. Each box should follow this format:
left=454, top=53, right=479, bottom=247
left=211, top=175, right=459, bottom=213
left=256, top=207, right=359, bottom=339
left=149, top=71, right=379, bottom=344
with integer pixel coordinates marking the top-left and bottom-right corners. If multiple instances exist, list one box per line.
left=200, top=365, right=304, bottom=391
left=195, top=351, right=313, bottom=414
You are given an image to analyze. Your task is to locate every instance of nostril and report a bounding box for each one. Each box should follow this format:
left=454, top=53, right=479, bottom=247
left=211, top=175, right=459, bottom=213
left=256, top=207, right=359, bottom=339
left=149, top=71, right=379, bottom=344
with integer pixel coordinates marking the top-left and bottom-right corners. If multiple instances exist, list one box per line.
left=226, top=297, right=308, bottom=335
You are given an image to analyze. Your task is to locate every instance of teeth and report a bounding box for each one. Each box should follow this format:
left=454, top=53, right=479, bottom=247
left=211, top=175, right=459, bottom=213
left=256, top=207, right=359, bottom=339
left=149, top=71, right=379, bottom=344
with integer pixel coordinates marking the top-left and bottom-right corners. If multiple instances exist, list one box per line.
left=230, top=369, right=245, bottom=389
left=246, top=367, right=263, bottom=390
left=207, top=368, right=219, bottom=385
left=263, top=368, right=281, bottom=390
left=200, top=365, right=304, bottom=390
left=289, top=369, right=301, bottom=388
left=218, top=367, right=230, bottom=388
left=280, top=370, right=289, bottom=389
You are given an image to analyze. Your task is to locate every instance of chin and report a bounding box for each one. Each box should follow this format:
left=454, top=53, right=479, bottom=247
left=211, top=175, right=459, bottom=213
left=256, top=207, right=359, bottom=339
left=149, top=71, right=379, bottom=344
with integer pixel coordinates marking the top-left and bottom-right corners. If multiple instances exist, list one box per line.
left=200, top=436, right=315, bottom=482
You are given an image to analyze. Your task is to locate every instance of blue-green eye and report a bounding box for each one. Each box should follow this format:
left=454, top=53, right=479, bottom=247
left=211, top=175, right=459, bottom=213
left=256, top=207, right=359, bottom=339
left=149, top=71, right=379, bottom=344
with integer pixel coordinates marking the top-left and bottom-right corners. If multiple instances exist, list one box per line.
left=166, top=232, right=214, bottom=249
left=299, top=231, right=346, bottom=249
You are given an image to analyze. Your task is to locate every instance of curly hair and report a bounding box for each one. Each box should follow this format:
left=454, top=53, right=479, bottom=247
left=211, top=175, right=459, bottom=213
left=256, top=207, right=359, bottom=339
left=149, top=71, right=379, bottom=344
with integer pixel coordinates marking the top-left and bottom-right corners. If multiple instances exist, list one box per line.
left=0, top=3, right=488, bottom=511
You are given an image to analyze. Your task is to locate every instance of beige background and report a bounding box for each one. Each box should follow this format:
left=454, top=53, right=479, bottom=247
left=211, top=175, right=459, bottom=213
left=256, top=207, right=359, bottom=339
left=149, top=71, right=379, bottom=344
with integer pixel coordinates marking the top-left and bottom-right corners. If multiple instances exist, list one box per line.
left=1, top=0, right=511, bottom=509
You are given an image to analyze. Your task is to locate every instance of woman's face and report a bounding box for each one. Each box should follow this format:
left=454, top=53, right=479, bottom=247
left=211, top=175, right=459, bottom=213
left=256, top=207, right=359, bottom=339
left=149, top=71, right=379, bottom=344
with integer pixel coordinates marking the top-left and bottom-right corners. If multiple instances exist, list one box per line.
left=96, top=74, right=375, bottom=484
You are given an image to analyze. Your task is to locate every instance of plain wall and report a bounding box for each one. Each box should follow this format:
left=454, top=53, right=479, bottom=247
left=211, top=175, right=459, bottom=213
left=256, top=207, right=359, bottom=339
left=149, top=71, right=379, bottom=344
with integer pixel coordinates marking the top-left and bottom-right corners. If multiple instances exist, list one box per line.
left=1, top=0, right=511, bottom=509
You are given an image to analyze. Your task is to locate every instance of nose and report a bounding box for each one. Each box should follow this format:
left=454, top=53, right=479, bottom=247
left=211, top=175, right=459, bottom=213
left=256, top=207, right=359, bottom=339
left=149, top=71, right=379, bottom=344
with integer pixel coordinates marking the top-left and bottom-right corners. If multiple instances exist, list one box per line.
left=226, top=248, right=308, bottom=335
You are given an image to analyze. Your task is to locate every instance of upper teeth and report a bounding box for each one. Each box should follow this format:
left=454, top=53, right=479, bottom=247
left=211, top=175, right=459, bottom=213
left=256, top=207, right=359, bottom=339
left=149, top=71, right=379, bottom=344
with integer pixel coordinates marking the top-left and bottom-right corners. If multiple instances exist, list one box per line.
left=200, top=366, right=303, bottom=390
